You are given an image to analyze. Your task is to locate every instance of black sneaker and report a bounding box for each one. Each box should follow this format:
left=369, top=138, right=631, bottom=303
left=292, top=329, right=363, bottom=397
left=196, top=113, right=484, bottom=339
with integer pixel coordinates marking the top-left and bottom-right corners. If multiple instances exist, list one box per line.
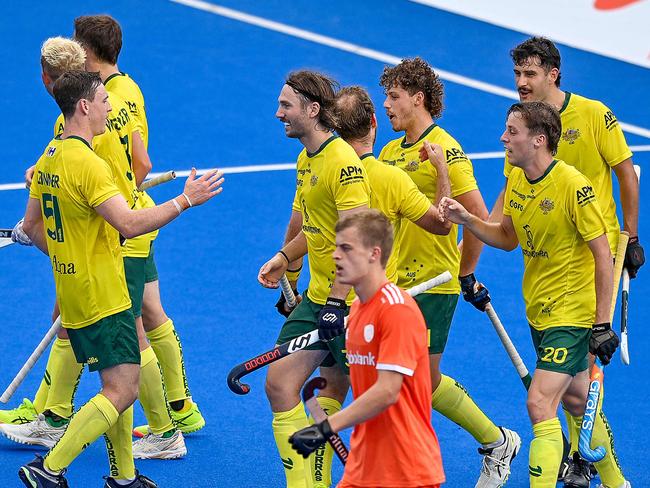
left=104, top=471, right=157, bottom=488
left=563, top=452, right=592, bottom=488
left=18, top=455, right=69, bottom=488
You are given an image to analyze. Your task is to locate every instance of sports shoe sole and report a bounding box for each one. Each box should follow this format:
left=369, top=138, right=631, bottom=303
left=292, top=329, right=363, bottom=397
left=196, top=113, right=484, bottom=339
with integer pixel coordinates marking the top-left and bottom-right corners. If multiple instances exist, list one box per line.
left=132, top=446, right=187, bottom=460
left=0, top=429, right=56, bottom=449
left=18, top=468, right=41, bottom=488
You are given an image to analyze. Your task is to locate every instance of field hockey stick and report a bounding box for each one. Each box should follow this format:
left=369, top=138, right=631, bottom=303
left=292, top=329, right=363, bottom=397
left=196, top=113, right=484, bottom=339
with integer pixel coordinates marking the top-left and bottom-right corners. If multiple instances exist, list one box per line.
left=227, top=270, right=453, bottom=395
left=279, top=275, right=297, bottom=308
left=0, top=229, right=11, bottom=238
left=620, top=269, right=630, bottom=365
left=484, top=303, right=532, bottom=388
left=137, top=170, right=176, bottom=191
left=609, top=231, right=629, bottom=322
left=578, top=360, right=606, bottom=462
left=302, top=377, right=349, bottom=464
left=0, top=316, right=62, bottom=403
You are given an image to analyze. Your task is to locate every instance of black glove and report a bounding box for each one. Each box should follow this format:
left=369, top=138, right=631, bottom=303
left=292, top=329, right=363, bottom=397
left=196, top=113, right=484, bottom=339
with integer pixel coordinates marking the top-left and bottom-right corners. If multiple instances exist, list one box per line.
left=589, top=323, right=619, bottom=365
left=275, top=288, right=299, bottom=318
left=317, top=297, right=347, bottom=341
left=624, top=237, right=645, bottom=278
left=459, top=273, right=491, bottom=311
left=289, top=419, right=333, bottom=458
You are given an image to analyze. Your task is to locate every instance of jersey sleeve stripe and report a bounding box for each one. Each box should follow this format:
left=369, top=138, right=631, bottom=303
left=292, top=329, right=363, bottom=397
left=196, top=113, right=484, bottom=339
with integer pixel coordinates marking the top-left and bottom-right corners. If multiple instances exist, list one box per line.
left=383, top=284, right=403, bottom=304
left=381, top=288, right=396, bottom=305
left=387, top=284, right=405, bottom=304
left=377, top=363, right=415, bottom=376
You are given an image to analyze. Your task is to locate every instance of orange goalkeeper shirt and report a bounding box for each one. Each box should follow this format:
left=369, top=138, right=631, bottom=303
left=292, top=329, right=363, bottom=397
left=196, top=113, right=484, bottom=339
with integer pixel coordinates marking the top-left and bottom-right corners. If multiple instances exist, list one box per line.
left=339, top=282, right=444, bottom=488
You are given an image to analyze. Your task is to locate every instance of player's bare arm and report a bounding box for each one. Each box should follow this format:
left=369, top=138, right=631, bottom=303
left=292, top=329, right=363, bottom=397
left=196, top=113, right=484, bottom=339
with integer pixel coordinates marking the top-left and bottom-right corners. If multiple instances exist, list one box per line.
left=440, top=196, right=518, bottom=251
left=131, top=130, right=152, bottom=187
left=97, top=168, right=224, bottom=238
left=612, top=158, right=639, bottom=238
left=455, top=189, right=490, bottom=275
left=284, top=209, right=304, bottom=288
left=258, top=231, right=308, bottom=288
left=22, top=198, right=48, bottom=254
left=488, top=186, right=506, bottom=223
left=326, top=370, right=404, bottom=433
left=328, top=205, right=368, bottom=300
left=587, top=234, right=614, bottom=324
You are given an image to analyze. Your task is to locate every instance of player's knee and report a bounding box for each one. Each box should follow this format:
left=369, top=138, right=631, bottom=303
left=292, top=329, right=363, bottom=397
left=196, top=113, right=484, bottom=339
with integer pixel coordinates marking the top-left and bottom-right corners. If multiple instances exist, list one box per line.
left=561, top=393, right=586, bottom=417
left=526, top=391, right=553, bottom=423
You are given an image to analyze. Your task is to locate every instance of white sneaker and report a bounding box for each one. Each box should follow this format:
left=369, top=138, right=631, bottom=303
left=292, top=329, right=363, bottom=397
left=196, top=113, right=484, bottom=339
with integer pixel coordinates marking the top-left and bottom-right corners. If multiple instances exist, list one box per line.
left=0, top=413, right=66, bottom=448
left=475, top=427, right=521, bottom=488
left=597, top=481, right=631, bottom=488
left=132, top=429, right=187, bottom=459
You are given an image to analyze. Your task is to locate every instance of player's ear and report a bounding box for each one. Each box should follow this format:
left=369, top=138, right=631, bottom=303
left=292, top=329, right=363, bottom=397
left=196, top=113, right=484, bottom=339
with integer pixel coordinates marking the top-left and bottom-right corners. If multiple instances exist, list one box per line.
left=548, top=67, right=559, bottom=85
left=412, top=91, right=425, bottom=107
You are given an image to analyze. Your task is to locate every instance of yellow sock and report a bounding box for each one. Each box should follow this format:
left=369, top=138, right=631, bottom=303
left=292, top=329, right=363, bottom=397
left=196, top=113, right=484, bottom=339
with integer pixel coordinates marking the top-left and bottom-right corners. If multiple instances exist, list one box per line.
left=272, top=403, right=313, bottom=488
left=309, top=397, right=341, bottom=488
left=44, top=393, right=118, bottom=472
left=43, top=338, right=84, bottom=418
left=139, top=346, right=174, bottom=434
left=529, top=417, right=563, bottom=488
left=431, top=374, right=501, bottom=445
left=103, top=406, right=136, bottom=480
left=585, top=409, right=625, bottom=487
left=146, top=319, right=190, bottom=403
left=34, top=338, right=80, bottom=415
left=33, top=378, right=49, bottom=415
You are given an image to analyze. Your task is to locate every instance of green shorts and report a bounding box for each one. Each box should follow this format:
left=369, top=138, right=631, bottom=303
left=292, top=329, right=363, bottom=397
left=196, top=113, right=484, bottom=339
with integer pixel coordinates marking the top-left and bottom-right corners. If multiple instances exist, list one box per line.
left=123, top=256, right=146, bottom=318
left=414, top=293, right=459, bottom=354
left=530, top=326, right=590, bottom=376
left=276, top=291, right=343, bottom=369
left=144, top=243, right=158, bottom=283
left=68, top=309, right=140, bottom=372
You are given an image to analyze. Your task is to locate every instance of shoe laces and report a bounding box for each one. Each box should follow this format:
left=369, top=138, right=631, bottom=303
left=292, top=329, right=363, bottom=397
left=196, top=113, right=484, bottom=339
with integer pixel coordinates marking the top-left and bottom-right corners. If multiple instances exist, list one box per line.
left=478, top=446, right=509, bottom=476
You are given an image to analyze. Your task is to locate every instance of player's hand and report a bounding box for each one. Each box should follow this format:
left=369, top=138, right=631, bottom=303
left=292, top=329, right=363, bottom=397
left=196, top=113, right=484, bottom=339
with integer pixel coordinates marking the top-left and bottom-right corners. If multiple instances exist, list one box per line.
left=258, top=254, right=288, bottom=288
left=459, top=273, right=490, bottom=311
left=624, top=237, right=644, bottom=278
left=275, top=289, right=302, bottom=317
left=11, top=219, right=33, bottom=246
left=25, top=165, right=36, bottom=189
left=439, top=197, right=470, bottom=225
left=181, top=168, right=225, bottom=207
left=289, top=419, right=333, bottom=458
left=318, top=297, right=347, bottom=341
left=419, top=141, right=446, bottom=172
left=590, top=323, right=619, bottom=365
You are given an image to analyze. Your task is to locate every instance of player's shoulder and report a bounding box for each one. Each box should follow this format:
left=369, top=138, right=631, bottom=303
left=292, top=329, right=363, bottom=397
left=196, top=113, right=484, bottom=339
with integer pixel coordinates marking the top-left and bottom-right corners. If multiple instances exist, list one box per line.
left=324, top=136, right=360, bottom=160
left=377, top=282, right=415, bottom=308
left=568, top=92, right=610, bottom=117
left=379, top=135, right=403, bottom=159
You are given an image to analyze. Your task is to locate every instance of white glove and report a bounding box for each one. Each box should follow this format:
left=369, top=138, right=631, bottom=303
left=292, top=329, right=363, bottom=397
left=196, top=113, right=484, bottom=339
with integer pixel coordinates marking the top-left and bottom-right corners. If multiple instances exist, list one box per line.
left=11, top=219, right=33, bottom=246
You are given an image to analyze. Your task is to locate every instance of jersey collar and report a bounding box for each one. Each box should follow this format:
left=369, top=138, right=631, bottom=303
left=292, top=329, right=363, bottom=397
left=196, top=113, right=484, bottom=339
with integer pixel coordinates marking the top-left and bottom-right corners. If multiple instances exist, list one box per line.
left=559, top=92, right=571, bottom=114
left=104, top=71, right=126, bottom=85
left=57, top=134, right=92, bottom=150
left=401, top=123, right=436, bottom=149
left=306, top=134, right=338, bottom=158
left=526, top=159, right=558, bottom=184
left=359, top=152, right=374, bottom=160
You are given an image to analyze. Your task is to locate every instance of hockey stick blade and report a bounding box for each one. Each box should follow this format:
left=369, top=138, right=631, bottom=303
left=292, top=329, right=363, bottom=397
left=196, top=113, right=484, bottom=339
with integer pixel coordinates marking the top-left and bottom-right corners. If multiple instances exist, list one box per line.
left=578, top=362, right=606, bottom=462
left=302, top=377, right=349, bottom=464
left=227, top=329, right=320, bottom=395
left=620, top=269, right=630, bottom=365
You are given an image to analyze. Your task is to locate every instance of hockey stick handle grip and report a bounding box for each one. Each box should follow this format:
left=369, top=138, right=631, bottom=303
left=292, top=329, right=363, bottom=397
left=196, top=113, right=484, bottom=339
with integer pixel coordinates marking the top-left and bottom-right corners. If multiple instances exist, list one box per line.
left=0, top=229, right=11, bottom=238
left=578, top=359, right=606, bottom=462
left=0, top=316, right=62, bottom=403
left=138, top=171, right=176, bottom=191
left=485, top=303, right=531, bottom=382
left=405, top=271, right=453, bottom=297
left=279, top=275, right=297, bottom=308
left=610, top=231, right=629, bottom=322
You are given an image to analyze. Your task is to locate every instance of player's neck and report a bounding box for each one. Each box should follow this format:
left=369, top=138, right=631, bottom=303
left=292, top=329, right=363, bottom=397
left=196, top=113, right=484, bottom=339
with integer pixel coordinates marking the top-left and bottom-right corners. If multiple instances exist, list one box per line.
left=97, top=63, right=120, bottom=83
left=404, top=112, right=434, bottom=144
left=522, top=152, right=555, bottom=181
left=301, top=129, right=334, bottom=155
left=354, top=269, right=388, bottom=303
left=346, top=136, right=373, bottom=158
left=60, top=119, right=93, bottom=147
left=543, top=87, right=566, bottom=111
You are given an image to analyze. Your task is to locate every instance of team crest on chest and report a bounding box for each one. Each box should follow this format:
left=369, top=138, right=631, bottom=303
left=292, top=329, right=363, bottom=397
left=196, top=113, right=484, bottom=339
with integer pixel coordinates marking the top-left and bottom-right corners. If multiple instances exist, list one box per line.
left=538, top=197, right=554, bottom=215
left=405, top=160, right=420, bottom=172
left=561, top=128, right=581, bottom=144
left=363, top=324, right=375, bottom=343
left=310, top=175, right=318, bottom=187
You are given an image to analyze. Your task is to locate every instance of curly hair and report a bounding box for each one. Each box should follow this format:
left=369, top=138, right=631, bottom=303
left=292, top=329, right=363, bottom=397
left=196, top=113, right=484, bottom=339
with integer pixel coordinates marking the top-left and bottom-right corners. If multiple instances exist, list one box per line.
left=286, top=70, right=339, bottom=131
left=379, top=57, right=444, bottom=119
left=510, top=37, right=561, bottom=87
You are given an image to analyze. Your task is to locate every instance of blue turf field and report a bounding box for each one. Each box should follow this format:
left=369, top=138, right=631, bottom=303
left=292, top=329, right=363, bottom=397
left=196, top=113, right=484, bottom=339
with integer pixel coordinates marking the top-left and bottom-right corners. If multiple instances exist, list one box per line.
left=1, top=1, right=649, bottom=486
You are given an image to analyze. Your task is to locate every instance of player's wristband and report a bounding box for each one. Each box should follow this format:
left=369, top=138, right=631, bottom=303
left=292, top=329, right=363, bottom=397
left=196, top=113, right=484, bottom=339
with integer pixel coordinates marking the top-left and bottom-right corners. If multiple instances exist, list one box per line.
left=278, top=250, right=290, bottom=264
left=172, top=198, right=183, bottom=215
left=181, top=192, right=193, bottom=208
left=285, top=265, right=302, bottom=282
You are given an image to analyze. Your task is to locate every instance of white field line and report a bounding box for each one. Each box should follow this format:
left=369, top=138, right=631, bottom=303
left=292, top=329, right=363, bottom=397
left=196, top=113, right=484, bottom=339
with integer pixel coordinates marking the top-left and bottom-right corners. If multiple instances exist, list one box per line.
left=170, top=0, right=650, bottom=140
left=2, top=147, right=647, bottom=192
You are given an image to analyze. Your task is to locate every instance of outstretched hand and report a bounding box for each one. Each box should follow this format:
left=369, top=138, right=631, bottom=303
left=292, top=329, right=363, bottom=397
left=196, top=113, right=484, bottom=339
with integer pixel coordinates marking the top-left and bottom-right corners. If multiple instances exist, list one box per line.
left=419, top=141, right=446, bottom=172
left=182, top=168, right=225, bottom=206
left=258, top=254, right=288, bottom=288
left=439, top=197, right=470, bottom=225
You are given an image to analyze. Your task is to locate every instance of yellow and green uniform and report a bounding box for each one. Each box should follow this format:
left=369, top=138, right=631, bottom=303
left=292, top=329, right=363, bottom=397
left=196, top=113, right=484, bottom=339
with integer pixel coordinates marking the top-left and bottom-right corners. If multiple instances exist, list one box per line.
left=379, top=123, right=478, bottom=295
left=29, top=136, right=131, bottom=328
left=380, top=124, right=503, bottom=451
left=291, top=135, right=370, bottom=305
left=360, top=153, right=431, bottom=283
left=503, top=160, right=608, bottom=330
left=504, top=92, right=632, bottom=252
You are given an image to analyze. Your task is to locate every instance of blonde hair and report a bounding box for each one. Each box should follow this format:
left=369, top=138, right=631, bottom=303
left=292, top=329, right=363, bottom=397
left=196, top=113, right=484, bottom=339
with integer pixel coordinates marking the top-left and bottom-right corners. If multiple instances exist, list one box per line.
left=41, top=37, right=86, bottom=81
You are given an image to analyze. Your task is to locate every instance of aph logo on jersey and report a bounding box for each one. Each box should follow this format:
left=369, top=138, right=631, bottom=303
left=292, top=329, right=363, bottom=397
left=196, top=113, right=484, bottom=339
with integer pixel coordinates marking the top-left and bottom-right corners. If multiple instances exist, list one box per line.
left=445, top=147, right=467, bottom=164
left=405, top=160, right=420, bottom=172
left=561, top=128, right=581, bottom=144
left=604, top=110, right=619, bottom=130
left=47, top=146, right=56, bottom=157
left=339, top=165, right=364, bottom=185
left=310, top=175, right=319, bottom=187
left=539, top=197, right=555, bottom=215
left=576, top=186, right=596, bottom=206
left=363, top=324, right=375, bottom=343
